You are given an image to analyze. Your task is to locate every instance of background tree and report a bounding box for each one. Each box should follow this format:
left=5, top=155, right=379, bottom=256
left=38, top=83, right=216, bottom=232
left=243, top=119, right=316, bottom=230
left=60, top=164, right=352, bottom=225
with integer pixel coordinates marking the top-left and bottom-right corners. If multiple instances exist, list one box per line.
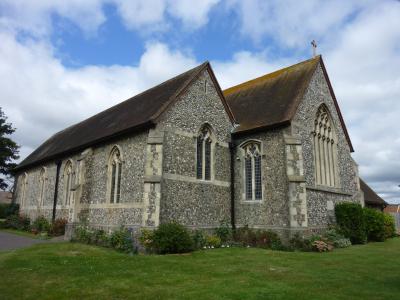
left=0, top=107, right=19, bottom=190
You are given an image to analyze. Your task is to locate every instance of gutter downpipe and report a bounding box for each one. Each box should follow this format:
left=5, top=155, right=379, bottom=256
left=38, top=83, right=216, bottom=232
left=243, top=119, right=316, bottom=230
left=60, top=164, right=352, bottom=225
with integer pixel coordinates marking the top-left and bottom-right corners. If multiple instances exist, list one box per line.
left=52, top=161, right=62, bottom=222
left=229, top=141, right=236, bottom=230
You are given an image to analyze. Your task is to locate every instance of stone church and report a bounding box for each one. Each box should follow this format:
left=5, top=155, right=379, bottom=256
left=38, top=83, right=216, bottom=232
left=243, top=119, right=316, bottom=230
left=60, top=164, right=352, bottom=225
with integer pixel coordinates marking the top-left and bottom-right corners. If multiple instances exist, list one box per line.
left=13, top=55, right=363, bottom=238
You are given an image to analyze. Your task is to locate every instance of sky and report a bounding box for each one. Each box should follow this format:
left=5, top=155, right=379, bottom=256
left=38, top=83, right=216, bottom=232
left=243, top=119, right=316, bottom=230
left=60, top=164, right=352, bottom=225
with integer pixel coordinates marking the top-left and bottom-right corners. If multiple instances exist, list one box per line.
left=0, top=0, right=399, bottom=203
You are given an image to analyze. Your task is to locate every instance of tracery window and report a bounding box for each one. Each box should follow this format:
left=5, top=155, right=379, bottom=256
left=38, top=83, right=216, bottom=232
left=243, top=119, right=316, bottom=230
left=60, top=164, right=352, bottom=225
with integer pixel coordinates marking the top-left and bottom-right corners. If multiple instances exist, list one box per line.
left=242, top=142, right=262, bottom=200
left=19, top=173, right=28, bottom=208
left=63, top=160, right=74, bottom=206
left=196, top=125, right=213, bottom=181
left=38, top=168, right=46, bottom=206
left=312, top=105, right=337, bottom=187
left=108, top=146, right=122, bottom=203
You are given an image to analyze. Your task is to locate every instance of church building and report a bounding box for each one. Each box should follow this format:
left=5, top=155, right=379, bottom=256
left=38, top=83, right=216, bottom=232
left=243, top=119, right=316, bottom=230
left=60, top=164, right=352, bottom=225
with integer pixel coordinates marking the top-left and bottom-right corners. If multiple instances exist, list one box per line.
left=13, top=55, right=364, bottom=239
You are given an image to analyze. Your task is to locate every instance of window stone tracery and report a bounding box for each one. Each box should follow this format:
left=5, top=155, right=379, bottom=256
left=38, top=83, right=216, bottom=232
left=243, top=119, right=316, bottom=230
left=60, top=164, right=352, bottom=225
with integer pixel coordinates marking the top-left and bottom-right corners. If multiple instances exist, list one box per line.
left=196, top=125, right=213, bottom=181
left=312, top=105, right=337, bottom=187
left=242, top=142, right=262, bottom=200
left=108, top=146, right=122, bottom=203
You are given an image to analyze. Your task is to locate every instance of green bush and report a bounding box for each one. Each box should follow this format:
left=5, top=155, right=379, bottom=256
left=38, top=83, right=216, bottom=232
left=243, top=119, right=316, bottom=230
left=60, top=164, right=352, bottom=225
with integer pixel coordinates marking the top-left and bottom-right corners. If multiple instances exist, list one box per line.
left=205, top=235, right=222, bottom=248
left=289, top=233, right=312, bottom=251
left=0, top=203, right=19, bottom=218
left=214, top=219, right=232, bottom=243
left=191, top=229, right=207, bottom=250
left=73, top=226, right=135, bottom=253
left=139, top=229, right=155, bottom=252
left=152, top=222, right=193, bottom=254
left=110, top=227, right=135, bottom=253
left=32, top=216, right=51, bottom=233
left=4, top=214, right=30, bottom=231
left=49, top=218, right=67, bottom=236
left=383, top=214, right=396, bottom=239
left=363, top=208, right=385, bottom=242
left=335, top=202, right=367, bottom=244
left=234, top=226, right=282, bottom=250
left=324, top=228, right=352, bottom=248
left=73, top=226, right=92, bottom=244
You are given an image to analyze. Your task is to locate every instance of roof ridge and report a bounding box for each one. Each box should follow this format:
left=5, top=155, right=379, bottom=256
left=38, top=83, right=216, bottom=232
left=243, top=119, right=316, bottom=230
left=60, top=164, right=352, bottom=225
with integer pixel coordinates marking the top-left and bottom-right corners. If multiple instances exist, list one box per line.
left=223, top=55, right=321, bottom=96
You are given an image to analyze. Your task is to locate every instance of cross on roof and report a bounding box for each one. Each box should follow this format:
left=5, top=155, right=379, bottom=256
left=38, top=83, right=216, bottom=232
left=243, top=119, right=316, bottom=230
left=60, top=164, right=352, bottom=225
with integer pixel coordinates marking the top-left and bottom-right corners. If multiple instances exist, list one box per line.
left=311, top=40, right=317, bottom=57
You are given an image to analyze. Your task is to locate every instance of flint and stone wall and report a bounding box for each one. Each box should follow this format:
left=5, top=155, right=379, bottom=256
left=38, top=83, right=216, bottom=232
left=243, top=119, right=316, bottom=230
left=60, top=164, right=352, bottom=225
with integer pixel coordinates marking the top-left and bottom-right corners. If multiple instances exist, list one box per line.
left=291, top=63, right=362, bottom=229
left=156, top=69, right=232, bottom=228
left=15, top=131, right=149, bottom=232
left=232, top=128, right=290, bottom=237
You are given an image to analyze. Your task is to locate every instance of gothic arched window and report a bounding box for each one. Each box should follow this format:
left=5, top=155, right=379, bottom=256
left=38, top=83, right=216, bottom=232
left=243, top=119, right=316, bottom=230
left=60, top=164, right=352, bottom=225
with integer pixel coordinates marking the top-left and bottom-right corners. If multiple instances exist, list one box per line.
left=63, top=160, right=74, bottom=206
left=196, top=125, right=214, bottom=181
left=242, top=142, right=262, bottom=200
left=38, top=168, right=46, bottom=206
left=19, top=173, right=28, bottom=208
left=312, top=105, right=337, bottom=187
left=108, top=146, right=122, bottom=203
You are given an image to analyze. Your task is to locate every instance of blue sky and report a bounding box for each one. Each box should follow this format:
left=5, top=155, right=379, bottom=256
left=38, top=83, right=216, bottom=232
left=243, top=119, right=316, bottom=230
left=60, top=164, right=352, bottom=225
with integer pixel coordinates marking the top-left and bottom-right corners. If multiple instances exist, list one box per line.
left=0, top=0, right=400, bottom=202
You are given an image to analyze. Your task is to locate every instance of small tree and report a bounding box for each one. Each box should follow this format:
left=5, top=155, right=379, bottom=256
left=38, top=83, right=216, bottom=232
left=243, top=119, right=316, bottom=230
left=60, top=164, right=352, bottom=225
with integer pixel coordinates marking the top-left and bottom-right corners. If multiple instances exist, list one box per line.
left=0, top=108, right=19, bottom=190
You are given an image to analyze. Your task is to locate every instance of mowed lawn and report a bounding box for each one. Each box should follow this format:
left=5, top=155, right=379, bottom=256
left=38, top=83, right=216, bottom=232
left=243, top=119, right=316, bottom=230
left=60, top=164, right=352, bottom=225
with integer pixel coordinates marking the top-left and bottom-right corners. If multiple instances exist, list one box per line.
left=0, top=239, right=399, bottom=300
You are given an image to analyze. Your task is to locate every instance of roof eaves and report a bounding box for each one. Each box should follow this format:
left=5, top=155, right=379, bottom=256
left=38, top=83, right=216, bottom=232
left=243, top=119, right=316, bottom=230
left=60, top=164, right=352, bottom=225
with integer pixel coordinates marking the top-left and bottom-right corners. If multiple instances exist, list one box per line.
left=14, top=120, right=155, bottom=172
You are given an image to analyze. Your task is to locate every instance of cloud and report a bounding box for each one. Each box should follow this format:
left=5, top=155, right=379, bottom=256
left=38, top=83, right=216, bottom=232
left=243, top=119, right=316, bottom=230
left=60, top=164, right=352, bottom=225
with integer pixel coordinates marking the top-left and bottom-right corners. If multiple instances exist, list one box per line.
left=0, top=31, right=197, bottom=161
left=0, top=0, right=220, bottom=37
left=228, top=0, right=366, bottom=47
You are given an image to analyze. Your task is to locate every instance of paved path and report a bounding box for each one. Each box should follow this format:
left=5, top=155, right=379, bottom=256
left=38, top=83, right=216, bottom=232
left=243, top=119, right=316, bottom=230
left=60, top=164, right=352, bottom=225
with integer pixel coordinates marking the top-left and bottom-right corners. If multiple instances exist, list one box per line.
left=0, top=231, right=49, bottom=251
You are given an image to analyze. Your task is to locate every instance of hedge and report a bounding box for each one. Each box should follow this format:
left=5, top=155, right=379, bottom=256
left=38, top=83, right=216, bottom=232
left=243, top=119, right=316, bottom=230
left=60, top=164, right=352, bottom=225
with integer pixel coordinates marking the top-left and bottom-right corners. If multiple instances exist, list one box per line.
left=335, top=202, right=367, bottom=244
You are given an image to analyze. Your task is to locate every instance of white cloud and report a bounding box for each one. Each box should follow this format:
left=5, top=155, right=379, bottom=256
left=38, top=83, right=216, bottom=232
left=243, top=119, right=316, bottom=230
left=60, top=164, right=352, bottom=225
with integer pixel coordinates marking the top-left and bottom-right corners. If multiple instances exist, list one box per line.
left=0, top=0, right=106, bottom=37
left=0, top=31, right=197, bottom=161
left=0, top=0, right=219, bottom=37
left=228, top=0, right=366, bottom=46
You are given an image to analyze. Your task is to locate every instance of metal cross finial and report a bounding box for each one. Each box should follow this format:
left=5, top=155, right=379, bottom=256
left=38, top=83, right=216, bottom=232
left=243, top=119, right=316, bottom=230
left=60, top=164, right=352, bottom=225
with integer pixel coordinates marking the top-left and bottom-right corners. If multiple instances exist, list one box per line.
left=311, top=40, right=317, bottom=57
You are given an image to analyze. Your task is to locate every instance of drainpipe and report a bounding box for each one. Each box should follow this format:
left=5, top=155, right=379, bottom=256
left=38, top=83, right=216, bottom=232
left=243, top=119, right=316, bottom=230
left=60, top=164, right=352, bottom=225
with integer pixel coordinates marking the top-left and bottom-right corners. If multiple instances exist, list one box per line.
left=229, top=142, right=236, bottom=230
left=52, top=161, right=62, bottom=222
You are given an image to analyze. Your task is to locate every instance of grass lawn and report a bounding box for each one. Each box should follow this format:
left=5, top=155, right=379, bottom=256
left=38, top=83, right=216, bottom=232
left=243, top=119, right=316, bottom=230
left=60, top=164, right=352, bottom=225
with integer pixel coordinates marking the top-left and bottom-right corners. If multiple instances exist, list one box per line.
left=0, top=239, right=399, bottom=300
left=0, top=228, right=50, bottom=240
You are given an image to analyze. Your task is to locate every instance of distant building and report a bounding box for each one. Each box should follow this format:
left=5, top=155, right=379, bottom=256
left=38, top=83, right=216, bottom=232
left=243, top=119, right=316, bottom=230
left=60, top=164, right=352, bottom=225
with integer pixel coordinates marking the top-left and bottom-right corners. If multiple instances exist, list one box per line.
left=384, top=204, right=400, bottom=233
left=0, top=191, right=12, bottom=204
left=360, top=179, right=387, bottom=211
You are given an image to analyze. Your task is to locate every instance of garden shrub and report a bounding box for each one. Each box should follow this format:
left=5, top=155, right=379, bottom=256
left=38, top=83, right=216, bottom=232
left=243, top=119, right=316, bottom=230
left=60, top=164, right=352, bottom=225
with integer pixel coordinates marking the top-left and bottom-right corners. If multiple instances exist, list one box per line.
left=289, top=233, right=312, bottom=251
left=73, top=226, right=135, bottom=253
left=335, top=202, right=367, bottom=244
left=139, top=229, right=155, bottom=252
left=234, top=226, right=282, bottom=249
left=91, top=229, right=110, bottom=247
left=4, top=214, right=30, bottom=231
left=31, top=216, right=51, bottom=233
left=363, top=208, right=385, bottom=242
left=49, top=218, right=67, bottom=236
left=191, top=229, right=207, bottom=250
left=0, top=203, right=19, bottom=218
left=205, top=235, right=221, bottom=248
left=151, top=222, right=193, bottom=254
left=324, top=228, right=352, bottom=248
left=312, top=240, right=333, bottom=252
left=214, top=219, right=232, bottom=243
left=383, top=214, right=396, bottom=239
left=110, top=227, right=135, bottom=253
left=73, top=225, right=91, bottom=244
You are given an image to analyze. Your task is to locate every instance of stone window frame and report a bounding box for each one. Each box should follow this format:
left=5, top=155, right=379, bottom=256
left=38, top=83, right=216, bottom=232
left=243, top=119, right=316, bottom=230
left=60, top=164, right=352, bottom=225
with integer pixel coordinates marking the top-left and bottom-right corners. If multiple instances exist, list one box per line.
left=62, top=159, right=74, bottom=206
left=311, top=104, right=339, bottom=188
left=239, top=140, right=265, bottom=202
left=38, top=167, right=47, bottom=207
left=106, top=145, right=123, bottom=204
left=196, top=123, right=216, bottom=182
left=19, top=172, right=28, bottom=208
